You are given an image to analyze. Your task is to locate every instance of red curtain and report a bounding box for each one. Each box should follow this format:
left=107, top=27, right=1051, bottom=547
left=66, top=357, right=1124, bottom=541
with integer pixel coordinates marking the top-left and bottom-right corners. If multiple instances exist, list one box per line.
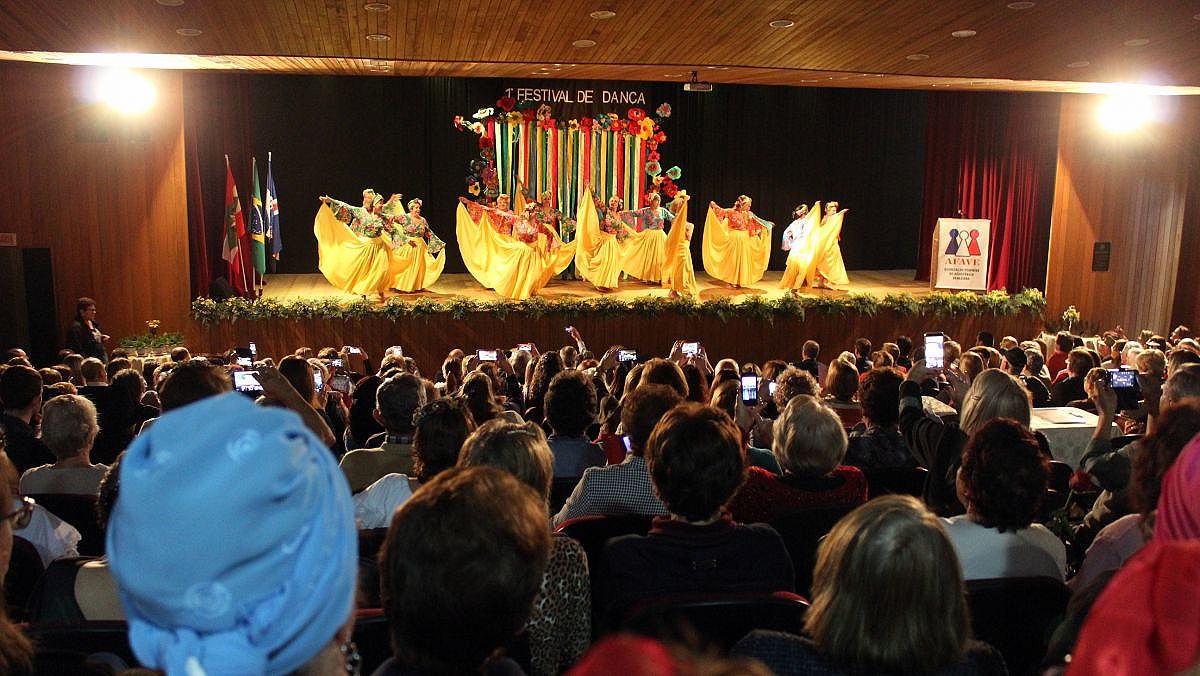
left=917, top=92, right=1060, bottom=290
left=183, top=74, right=255, bottom=298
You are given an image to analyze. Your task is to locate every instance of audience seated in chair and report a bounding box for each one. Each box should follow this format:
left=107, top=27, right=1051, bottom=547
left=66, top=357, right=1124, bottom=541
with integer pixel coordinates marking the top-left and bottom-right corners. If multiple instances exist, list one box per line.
left=604, top=402, right=794, bottom=623
left=341, top=373, right=426, bottom=493
left=544, top=370, right=605, bottom=479
left=728, top=395, right=867, bottom=524
left=376, top=466, right=550, bottom=675
left=19, top=394, right=108, bottom=496
left=846, top=367, right=915, bottom=469
left=458, top=420, right=591, bottom=676
left=733, top=495, right=1005, bottom=675
left=0, top=365, right=55, bottom=473
left=551, top=385, right=681, bottom=527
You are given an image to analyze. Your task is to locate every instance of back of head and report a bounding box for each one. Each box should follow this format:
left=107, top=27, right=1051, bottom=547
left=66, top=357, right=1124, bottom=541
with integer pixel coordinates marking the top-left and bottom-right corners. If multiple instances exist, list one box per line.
left=645, top=402, right=744, bottom=521
left=1136, top=348, right=1167, bottom=377
left=621, top=384, right=684, bottom=457
left=959, top=418, right=1046, bottom=531
left=854, top=338, right=872, bottom=359
left=826, top=358, right=859, bottom=402
left=773, top=395, right=848, bottom=477
left=460, top=371, right=501, bottom=424
left=105, top=358, right=131, bottom=381
left=959, top=351, right=986, bottom=382
left=1067, top=347, right=1094, bottom=377
left=709, top=380, right=738, bottom=420
left=381, top=466, right=550, bottom=674
left=0, top=364, right=42, bottom=410
left=458, top=419, right=553, bottom=502
left=959, top=369, right=1031, bottom=436
left=807, top=495, right=968, bottom=673
left=376, top=373, right=426, bottom=434
left=278, top=356, right=315, bottom=403
left=802, top=340, right=821, bottom=360
left=544, top=369, right=598, bottom=436
left=637, top=358, right=688, bottom=398
left=860, top=368, right=904, bottom=428
left=412, top=400, right=475, bottom=483
left=896, top=335, right=913, bottom=357
left=559, top=344, right=580, bottom=369
left=1167, top=350, right=1200, bottom=377
left=80, top=357, right=106, bottom=383
left=1002, top=348, right=1028, bottom=374
left=978, top=331, right=995, bottom=348
left=774, top=366, right=820, bottom=409
left=108, top=393, right=356, bottom=675
left=681, top=363, right=710, bottom=404
left=158, top=360, right=231, bottom=412
left=40, top=394, right=98, bottom=460
left=1055, top=331, right=1073, bottom=353
left=1142, top=399, right=1200, bottom=540
left=110, top=369, right=146, bottom=408
left=527, top=351, right=564, bottom=411
left=1165, top=364, right=1200, bottom=403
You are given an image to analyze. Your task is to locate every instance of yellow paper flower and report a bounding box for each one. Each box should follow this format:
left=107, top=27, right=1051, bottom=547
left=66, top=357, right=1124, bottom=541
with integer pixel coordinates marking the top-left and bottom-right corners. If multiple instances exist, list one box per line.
left=638, top=118, right=656, bottom=139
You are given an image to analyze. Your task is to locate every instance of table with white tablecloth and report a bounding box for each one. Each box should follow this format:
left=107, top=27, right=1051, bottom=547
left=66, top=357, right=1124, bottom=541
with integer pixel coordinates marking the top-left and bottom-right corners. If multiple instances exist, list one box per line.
left=1029, top=407, right=1117, bottom=468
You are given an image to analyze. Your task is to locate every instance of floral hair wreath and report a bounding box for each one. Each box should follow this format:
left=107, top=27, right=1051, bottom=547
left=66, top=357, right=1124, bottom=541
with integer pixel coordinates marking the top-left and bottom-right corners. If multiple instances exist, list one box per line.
left=408, top=198, right=423, bottom=210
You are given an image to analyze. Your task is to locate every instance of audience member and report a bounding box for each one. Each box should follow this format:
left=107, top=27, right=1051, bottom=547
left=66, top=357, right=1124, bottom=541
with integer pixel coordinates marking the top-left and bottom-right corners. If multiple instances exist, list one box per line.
left=793, top=340, right=826, bottom=383
left=64, top=297, right=107, bottom=362
left=19, top=394, right=108, bottom=495
left=823, top=356, right=862, bottom=428
left=377, top=466, right=550, bottom=675
left=846, top=367, right=914, bottom=469
left=1003, top=347, right=1050, bottom=407
left=709, top=380, right=783, bottom=475
left=108, top=393, right=357, bottom=675
left=0, top=365, right=54, bottom=472
left=461, top=370, right=507, bottom=425
left=852, top=337, right=872, bottom=373
left=0, top=452, right=35, bottom=674
left=341, top=373, right=426, bottom=493
left=734, top=495, right=1004, bottom=675
left=544, top=370, right=604, bottom=479
left=605, top=403, right=794, bottom=617
left=1050, top=347, right=1092, bottom=406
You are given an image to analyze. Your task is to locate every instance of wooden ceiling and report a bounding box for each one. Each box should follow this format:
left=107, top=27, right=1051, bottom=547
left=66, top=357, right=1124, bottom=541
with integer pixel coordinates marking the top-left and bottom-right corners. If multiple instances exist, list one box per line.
left=2, top=0, right=1199, bottom=93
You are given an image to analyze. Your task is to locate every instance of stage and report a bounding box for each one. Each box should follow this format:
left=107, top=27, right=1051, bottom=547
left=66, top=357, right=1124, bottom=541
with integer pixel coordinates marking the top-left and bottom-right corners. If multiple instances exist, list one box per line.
left=186, top=268, right=1045, bottom=372
left=259, top=269, right=933, bottom=303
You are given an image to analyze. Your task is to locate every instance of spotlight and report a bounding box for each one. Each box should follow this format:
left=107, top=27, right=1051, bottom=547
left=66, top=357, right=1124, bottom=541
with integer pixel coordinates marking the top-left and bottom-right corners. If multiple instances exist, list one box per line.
left=94, top=68, right=157, bottom=114
left=1096, top=90, right=1154, bottom=132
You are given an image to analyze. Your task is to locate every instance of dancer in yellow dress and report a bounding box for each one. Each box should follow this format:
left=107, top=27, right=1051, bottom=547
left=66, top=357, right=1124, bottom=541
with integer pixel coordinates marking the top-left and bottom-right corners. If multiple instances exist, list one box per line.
left=618, top=192, right=672, bottom=283
left=454, top=199, right=578, bottom=300
left=574, top=187, right=632, bottom=291
left=379, top=196, right=447, bottom=293
left=702, top=195, right=774, bottom=288
left=783, top=200, right=850, bottom=291
left=314, top=193, right=393, bottom=300
left=660, top=190, right=698, bottom=299
left=779, top=202, right=819, bottom=294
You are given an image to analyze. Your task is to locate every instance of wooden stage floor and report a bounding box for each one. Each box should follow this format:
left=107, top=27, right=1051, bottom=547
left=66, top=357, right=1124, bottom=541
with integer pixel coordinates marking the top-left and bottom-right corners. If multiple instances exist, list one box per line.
left=261, top=269, right=928, bottom=303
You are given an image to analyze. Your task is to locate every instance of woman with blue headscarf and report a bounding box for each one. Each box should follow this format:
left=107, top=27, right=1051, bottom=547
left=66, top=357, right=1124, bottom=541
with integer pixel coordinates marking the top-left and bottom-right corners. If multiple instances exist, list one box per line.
left=107, top=392, right=359, bottom=676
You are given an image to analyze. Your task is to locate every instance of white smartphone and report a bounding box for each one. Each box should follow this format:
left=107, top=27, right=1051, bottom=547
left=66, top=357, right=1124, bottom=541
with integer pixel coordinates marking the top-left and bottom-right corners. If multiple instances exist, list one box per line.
left=925, top=332, right=945, bottom=369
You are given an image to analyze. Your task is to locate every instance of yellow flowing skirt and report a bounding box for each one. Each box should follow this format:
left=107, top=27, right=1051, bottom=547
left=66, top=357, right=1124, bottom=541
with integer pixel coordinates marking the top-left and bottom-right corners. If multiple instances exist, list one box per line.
left=622, top=228, right=667, bottom=282
left=574, top=188, right=627, bottom=289
left=701, top=208, right=772, bottom=287
left=387, top=238, right=446, bottom=292
left=781, top=207, right=850, bottom=289
left=455, top=204, right=577, bottom=300
left=660, top=201, right=698, bottom=297
left=314, top=204, right=393, bottom=296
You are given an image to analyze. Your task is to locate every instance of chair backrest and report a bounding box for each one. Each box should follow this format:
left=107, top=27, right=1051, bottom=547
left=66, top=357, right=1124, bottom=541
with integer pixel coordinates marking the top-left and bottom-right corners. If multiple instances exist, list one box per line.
left=966, top=576, right=1070, bottom=676
left=767, top=504, right=858, bottom=598
left=353, top=608, right=392, bottom=676
left=556, top=513, right=654, bottom=633
left=863, top=466, right=929, bottom=500
left=5, top=536, right=45, bottom=621
left=28, top=493, right=104, bottom=556
left=621, top=591, right=809, bottom=653
left=358, top=527, right=389, bottom=560
left=22, top=620, right=139, bottom=668
left=549, top=477, right=580, bottom=515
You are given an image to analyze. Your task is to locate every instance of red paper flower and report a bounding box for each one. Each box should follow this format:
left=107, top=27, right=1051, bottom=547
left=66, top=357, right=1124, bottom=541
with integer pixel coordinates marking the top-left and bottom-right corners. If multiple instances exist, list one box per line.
left=522, top=108, right=537, bottom=123
left=662, top=184, right=678, bottom=197
left=628, top=107, right=646, bottom=121
left=496, top=95, right=516, bottom=112
left=647, top=151, right=661, bottom=163
left=580, top=116, right=594, bottom=131
left=539, top=117, right=556, bottom=130
left=452, top=115, right=466, bottom=131
left=647, top=141, right=658, bottom=150
left=652, top=131, right=667, bottom=144
left=656, top=103, right=672, bottom=118
left=478, top=135, right=495, bottom=149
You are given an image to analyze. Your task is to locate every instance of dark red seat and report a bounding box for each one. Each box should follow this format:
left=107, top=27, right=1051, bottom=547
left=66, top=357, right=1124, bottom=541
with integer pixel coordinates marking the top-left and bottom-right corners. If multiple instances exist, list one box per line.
left=5, top=536, right=44, bottom=621
left=556, top=513, right=654, bottom=635
left=621, top=591, right=809, bottom=652
left=862, top=465, right=929, bottom=499
left=767, top=504, right=859, bottom=598
left=966, top=576, right=1070, bottom=676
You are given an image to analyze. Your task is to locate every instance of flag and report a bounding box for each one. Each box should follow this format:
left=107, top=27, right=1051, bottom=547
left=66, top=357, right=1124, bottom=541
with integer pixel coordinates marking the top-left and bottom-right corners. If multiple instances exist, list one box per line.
left=249, top=156, right=267, bottom=277
left=266, top=153, right=282, bottom=272
left=222, top=155, right=249, bottom=294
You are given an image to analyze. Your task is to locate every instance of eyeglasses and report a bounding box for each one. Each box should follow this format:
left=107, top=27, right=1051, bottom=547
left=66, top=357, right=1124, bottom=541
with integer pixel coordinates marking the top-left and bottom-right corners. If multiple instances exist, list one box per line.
left=2, top=496, right=35, bottom=530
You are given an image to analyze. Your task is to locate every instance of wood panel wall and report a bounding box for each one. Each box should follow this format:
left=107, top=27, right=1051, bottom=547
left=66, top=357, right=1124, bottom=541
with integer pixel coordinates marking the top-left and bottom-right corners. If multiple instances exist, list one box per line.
left=0, top=62, right=191, bottom=354
left=1045, top=94, right=1200, bottom=335
left=186, top=311, right=1040, bottom=377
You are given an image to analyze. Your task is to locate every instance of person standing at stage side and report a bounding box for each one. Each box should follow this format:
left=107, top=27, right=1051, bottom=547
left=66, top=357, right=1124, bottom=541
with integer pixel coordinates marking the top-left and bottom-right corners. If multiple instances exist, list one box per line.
left=314, top=193, right=393, bottom=301
left=574, top=186, right=631, bottom=292
left=379, top=196, right=447, bottom=293
left=661, top=191, right=698, bottom=299
left=618, top=191, right=673, bottom=283
left=65, top=297, right=109, bottom=362
left=779, top=201, right=820, bottom=294
left=702, top=195, right=774, bottom=288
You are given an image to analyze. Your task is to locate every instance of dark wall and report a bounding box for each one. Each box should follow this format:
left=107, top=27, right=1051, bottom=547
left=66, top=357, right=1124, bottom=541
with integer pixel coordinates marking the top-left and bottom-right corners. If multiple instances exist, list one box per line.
left=207, top=75, right=926, bottom=276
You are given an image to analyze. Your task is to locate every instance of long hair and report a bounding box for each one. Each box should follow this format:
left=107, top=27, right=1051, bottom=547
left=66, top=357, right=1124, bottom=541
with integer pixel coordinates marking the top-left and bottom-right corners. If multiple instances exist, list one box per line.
left=806, top=495, right=969, bottom=673
left=0, top=452, right=34, bottom=673
left=959, top=369, right=1031, bottom=436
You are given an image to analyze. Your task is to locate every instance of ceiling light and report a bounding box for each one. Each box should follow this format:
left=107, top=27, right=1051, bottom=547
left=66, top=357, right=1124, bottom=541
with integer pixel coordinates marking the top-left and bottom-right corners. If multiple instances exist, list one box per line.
left=365, top=33, right=391, bottom=41
left=951, top=30, right=977, bottom=38
left=1097, top=91, right=1155, bottom=132
left=155, top=0, right=184, bottom=5
left=589, top=10, right=616, bottom=19
left=1066, top=60, right=1090, bottom=68
left=572, top=39, right=596, bottom=48
left=906, top=53, right=929, bottom=61
left=93, top=68, right=157, bottom=114
left=769, top=19, right=795, bottom=28
left=363, top=2, right=390, bottom=10
left=1006, top=1, right=1035, bottom=9
left=175, top=28, right=202, bottom=36
left=1123, top=38, right=1149, bottom=47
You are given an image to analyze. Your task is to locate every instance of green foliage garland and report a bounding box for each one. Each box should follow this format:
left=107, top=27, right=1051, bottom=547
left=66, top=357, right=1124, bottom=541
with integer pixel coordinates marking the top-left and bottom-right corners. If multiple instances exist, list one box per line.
left=191, top=288, right=1045, bottom=324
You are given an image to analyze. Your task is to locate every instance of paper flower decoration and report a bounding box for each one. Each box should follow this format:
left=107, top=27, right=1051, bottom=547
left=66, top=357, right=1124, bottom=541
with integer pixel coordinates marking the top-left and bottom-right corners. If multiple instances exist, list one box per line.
left=645, top=161, right=662, bottom=176
left=568, top=120, right=580, bottom=131
left=478, top=135, right=495, bottom=149
left=539, top=117, right=556, bottom=130
left=484, top=186, right=499, bottom=198
left=496, top=96, right=516, bottom=112
left=537, top=104, right=552, bottom=120
left=556, top=118, right=569, bottom=130
left=662, top=183, right=678, bottom=197
left=481, top=167, right=496, bottom=182
left=608, top=112, right=619, bottom=122
left=636, top=118, right=654, bottom=138
left=628, top=107, right=646, bottom=121
left=656, top=103, right=672, bottom=118
left=468, top=122, right=484, bottom=135
left=480, top=147, right=495, bottom=160
left=653, top=131, right=667, bottom=144
left=452, top=115, right=466, bottom=131
left=508, top=111, right=523, bottom=124
left=647, top=141, right=658, bottom=150
left=473, top=107, right=494, bottom=120
left=522, top=109, right=537, bottom=123
left=652, top=175, right=664, bottom=186
left=597, top=117, right=611, bottom=131
left=647, top=151, right=661, bottom=163
left=468, top=182, right=482, bottom=196
left=580, top=116, right=594, bottom=131
left=665, top=166, right=682, bottom=180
